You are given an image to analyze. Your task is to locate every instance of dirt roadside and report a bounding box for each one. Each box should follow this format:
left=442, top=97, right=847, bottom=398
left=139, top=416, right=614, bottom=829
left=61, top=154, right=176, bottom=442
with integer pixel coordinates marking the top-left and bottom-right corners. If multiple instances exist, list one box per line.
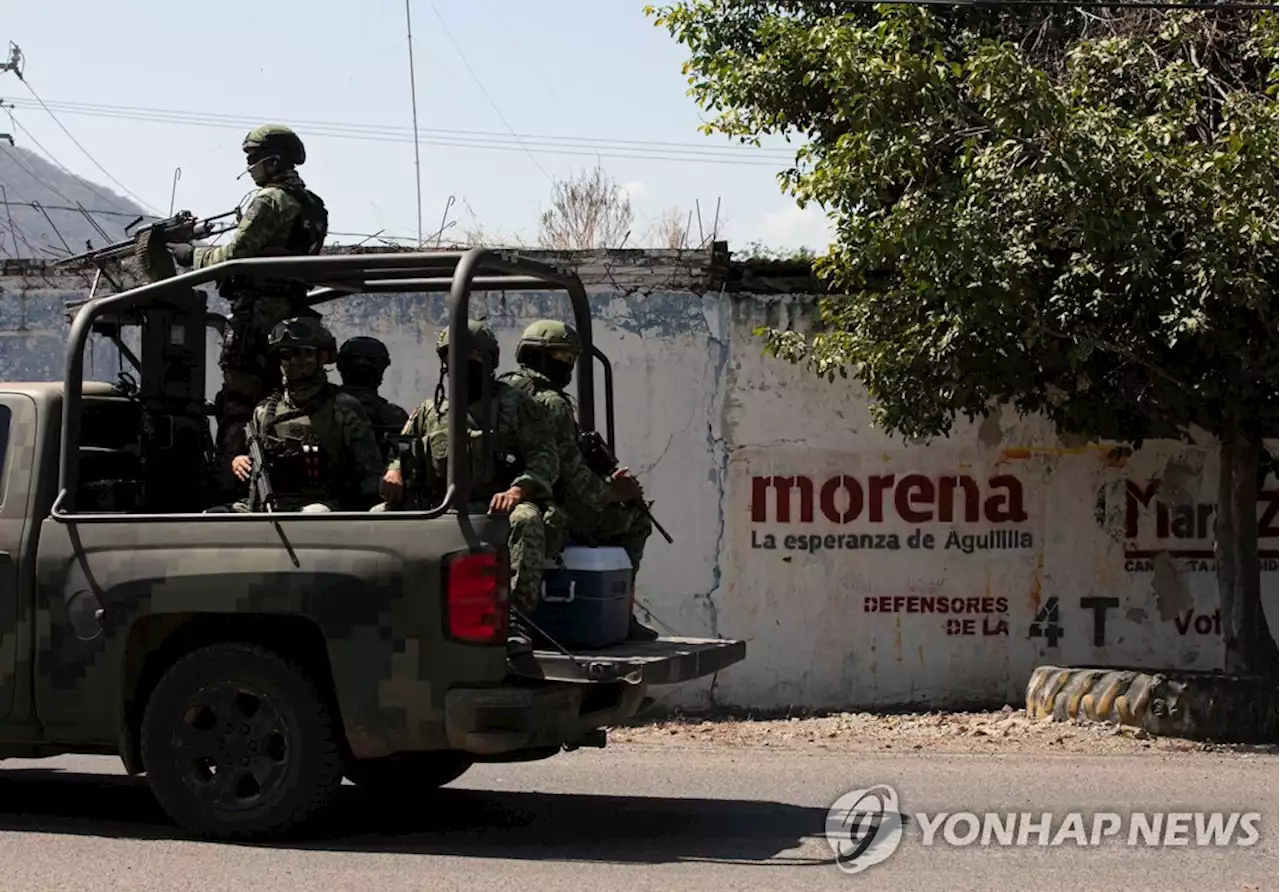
left=608, top=706, right=1279, bottom=756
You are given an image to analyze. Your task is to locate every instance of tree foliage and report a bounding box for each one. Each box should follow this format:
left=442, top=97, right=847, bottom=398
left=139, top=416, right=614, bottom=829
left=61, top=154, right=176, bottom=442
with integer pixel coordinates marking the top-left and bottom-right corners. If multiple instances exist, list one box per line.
left=647, top=1, right=1279, bottom=676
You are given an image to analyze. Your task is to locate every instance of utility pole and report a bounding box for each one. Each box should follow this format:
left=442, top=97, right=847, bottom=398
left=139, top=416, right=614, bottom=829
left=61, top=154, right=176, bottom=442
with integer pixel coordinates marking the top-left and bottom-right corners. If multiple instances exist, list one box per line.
left=404, top=1, right=424, bottom=247
left=0, top=44, right=24, bottom=145
left=0, top=100, right=14, bottom=146
left=0, top=42, right=23, bottom=78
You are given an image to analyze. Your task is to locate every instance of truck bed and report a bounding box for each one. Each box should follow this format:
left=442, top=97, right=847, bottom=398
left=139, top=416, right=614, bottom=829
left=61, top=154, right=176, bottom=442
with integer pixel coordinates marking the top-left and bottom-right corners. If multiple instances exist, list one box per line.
left=515, top=636, right=747, bottom=685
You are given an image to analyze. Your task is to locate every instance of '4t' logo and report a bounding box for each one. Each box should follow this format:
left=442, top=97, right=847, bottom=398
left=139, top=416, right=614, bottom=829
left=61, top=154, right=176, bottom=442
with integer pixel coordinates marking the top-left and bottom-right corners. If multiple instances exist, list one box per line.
left=1028, top=596, right=1063, bottom=646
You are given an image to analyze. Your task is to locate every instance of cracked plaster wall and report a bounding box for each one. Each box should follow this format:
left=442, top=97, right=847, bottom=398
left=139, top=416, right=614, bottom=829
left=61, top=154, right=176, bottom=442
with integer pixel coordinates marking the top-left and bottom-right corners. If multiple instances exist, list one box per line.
left=3, top=277, right=1277, bottom=712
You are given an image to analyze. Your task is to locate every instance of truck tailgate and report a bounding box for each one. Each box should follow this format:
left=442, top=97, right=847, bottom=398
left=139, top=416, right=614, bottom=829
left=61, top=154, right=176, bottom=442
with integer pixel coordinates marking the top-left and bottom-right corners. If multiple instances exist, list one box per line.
left=512, top=636, right=747, bottom=685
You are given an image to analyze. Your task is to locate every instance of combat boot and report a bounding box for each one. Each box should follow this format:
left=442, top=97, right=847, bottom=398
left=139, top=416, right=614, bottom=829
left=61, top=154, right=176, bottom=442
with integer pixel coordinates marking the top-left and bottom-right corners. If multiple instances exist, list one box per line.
left=627, top=614, right=660, bottom=641
left=507, top=615, right=534, bottom=655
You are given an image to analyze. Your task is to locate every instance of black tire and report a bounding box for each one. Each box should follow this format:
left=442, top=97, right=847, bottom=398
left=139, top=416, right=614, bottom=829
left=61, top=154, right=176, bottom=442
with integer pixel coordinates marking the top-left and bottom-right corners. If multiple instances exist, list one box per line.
left=346, top=751, right=474, bottom=798
left=140, top=642, right=345, bottom=840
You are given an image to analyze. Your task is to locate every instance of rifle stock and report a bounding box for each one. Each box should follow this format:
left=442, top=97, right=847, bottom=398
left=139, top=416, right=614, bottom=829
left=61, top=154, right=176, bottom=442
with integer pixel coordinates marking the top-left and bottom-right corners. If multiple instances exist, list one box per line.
left=577, top=429, right=673, bottom=544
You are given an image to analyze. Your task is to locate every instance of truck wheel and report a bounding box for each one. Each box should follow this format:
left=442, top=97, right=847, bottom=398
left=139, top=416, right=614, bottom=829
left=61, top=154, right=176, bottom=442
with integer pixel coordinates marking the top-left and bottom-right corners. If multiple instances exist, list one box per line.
left=346, top=752, right=474, bottom=798
left=140, top=642, right=345, bottom=840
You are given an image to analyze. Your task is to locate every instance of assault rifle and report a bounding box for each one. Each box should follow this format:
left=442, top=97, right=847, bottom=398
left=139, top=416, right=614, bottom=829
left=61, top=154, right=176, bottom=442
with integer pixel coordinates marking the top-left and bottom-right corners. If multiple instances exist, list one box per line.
left=54, top=208, right=241, bottom=269
left=246, top=429, right=276, bottom=513
left=578, top=429, right=673, bottom=544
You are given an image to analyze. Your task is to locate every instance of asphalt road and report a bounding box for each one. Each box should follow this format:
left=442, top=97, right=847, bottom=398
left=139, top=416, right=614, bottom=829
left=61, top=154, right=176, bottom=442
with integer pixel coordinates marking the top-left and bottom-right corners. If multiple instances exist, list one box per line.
left=0, top=744, right=1274, bottom=892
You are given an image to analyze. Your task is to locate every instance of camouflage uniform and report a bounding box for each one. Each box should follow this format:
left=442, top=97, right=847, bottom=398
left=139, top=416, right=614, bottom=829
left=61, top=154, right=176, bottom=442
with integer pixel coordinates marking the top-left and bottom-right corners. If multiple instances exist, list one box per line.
left=384, top=321, right=562, bottom=631
left=234, top=317, right=384, bottom=513
left=501, top=320, right=657, bottom=641
left=336, top=336, right=410, bottom=463
left=170, top=124, right=328, bottom=474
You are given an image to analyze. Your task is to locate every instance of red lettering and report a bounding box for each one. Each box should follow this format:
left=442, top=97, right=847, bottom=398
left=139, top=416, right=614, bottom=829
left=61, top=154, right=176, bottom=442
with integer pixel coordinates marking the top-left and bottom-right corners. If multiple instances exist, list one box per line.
left=906, top=597, right=920, bottom=613
left=896, top=474, right=935, bottom=522
left=1122, top=480, right=1278, bottom=543
left=819, top=475, right=863, bottom=523
left=965, top=597, right=980, bottom=614
left=869, top=475, right=895, bottom=522
left=751, top=475, right=815, bottom=523
left=864, top=597, right=878, bottom=612
left=1174, top=610, right=1193, bottom=635
left=879, top=596, right=892, bottom=613
left=995, top=597, right=1008, bottom=613
left=1124, top=480, right=1160, bottom=539
left=981, top=597, right=994, bottom=613
left=938, top=476, right=980, bottom=523
left=919, top=597, right=935, bottom=613
left=893, top=595, right=905, bottom=612
left=985, top=475, right=1028, bottom=522
left=950, top=597, right=965, bottom=613
left=751, top=473, right=1030, bottom=524
left=1262, top=491, right=1279, bottom=539
left=962, top=619, right=976, bottom=635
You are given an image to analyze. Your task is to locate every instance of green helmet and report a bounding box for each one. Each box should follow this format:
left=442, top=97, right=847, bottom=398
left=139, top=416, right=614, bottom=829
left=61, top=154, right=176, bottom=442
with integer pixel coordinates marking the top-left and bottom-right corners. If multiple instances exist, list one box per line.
left=268, top=316, right=336, bottom=356
left=337, top=336, right=391, bottom=370
left=516, top=319, right=581, bottom=359
left=437, top=319, right=499, bottom=363
left=242, top=124, right=306, bottom=165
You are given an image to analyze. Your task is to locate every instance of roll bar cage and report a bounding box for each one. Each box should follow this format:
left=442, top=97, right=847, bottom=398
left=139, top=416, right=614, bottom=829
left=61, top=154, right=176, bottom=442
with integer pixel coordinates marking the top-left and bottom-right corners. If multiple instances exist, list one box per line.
left=51, top=247, right=615, bottom=523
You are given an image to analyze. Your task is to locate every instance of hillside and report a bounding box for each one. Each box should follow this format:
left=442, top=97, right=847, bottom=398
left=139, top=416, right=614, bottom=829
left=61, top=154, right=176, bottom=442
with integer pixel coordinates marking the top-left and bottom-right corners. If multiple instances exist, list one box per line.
left=0, top=143, right=151, bottom=260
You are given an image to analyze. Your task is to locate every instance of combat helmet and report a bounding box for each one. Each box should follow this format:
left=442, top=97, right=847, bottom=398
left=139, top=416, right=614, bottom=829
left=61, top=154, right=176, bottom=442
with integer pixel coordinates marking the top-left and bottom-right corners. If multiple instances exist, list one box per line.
left=268, top=316, right=337, bottom=358
left=515, top=319, right=580, bottom=365
left=337, top=336, right=391, bottom=371
left=242, top=124, right=306, bottom=165
left=436, top=319, right=499, bottom=364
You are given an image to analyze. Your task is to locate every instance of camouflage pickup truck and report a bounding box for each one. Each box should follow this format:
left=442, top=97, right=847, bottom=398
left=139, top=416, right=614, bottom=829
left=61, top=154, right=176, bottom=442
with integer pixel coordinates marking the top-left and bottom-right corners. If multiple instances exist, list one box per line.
left=0, top=247, right=744, bottom=840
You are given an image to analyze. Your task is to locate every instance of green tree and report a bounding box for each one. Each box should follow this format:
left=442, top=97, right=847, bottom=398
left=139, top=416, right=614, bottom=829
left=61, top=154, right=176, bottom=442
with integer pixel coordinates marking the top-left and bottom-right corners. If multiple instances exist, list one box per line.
left=647, top=1, right=1278, bottom=678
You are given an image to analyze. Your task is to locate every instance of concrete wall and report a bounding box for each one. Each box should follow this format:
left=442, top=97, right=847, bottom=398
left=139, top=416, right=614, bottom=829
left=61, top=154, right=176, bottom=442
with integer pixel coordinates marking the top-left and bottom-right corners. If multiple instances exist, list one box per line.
left=1, top=254, right=1274, bottom=712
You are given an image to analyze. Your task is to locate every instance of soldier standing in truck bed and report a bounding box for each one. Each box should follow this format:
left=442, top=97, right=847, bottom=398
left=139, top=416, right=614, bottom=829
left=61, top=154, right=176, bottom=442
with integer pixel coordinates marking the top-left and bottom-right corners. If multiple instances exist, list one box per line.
left=335, top=336, right=410, bottom=463
left=165, top=124, right=329, bottom=487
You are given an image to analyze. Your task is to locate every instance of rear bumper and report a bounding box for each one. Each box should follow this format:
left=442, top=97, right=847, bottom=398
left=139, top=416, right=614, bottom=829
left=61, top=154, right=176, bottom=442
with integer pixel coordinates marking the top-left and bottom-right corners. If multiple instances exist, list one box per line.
left=443, top=680, right=648, bottom=756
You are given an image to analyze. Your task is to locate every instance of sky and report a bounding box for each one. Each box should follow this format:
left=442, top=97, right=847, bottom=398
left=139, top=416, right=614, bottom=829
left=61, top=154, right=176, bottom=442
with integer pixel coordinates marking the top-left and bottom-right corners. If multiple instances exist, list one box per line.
left=0, top=0, right=836, bottom=253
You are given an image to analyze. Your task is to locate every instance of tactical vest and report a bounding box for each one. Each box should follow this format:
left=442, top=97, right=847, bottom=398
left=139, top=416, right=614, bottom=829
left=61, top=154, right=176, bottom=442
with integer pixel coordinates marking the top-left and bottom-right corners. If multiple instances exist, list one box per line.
left=219, top=183, right=328, bottom=302
left=257, top=386, right=338, bottom=507
left=500, top=369, right=578, bottom=435
left=420, top=385, right=526, bottom=503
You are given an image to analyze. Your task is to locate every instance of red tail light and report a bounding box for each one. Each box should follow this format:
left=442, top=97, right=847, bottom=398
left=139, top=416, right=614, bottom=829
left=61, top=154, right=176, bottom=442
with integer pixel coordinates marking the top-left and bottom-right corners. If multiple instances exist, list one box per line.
left=442, top=549, right=508, bottom=644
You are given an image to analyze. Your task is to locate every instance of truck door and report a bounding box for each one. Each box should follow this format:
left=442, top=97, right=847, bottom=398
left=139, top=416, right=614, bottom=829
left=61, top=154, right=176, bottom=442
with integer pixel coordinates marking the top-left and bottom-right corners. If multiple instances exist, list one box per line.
left=0, top=393, right=35, bottom=722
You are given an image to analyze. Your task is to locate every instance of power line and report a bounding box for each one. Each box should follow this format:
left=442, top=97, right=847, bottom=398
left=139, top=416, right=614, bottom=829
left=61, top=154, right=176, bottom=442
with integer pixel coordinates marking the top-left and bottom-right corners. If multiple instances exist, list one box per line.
left=9, top=72, right=163, bottom=214
left=425, top=0, right=554, bottom=183
left=0, top=96, right=799, bottom=160
left=0, top=95, right=798, bottom=156
left=0, top=99, right=792, bottom=166
left=2, top=110, right=132, bottom=211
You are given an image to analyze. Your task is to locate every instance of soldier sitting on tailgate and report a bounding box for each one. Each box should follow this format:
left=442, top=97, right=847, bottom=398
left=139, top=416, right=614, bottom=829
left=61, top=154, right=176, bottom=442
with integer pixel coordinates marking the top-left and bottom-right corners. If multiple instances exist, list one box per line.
left=335, top=336, right=410, bottom=463
left=377, top=319, right=563, bottom=654
left=224, top=317, right=385, bottom=514
left=499, top=319, right=659, bottom=641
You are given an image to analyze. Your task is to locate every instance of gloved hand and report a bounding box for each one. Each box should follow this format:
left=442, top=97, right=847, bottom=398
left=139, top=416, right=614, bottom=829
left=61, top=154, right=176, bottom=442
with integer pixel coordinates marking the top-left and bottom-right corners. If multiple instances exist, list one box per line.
left=168, top=242, right=195, bottom=267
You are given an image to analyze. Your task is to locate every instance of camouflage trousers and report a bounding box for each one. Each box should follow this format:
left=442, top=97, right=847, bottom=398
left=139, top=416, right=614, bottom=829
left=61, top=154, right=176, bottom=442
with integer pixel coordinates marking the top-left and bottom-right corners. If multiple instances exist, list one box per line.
left=370, top=496, right=566, bottom=616
left=214, top=294, right=315, bottom=464
left=568, top=500, right=653, bottom=576
left=509, top=501, right=566, bottom=616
